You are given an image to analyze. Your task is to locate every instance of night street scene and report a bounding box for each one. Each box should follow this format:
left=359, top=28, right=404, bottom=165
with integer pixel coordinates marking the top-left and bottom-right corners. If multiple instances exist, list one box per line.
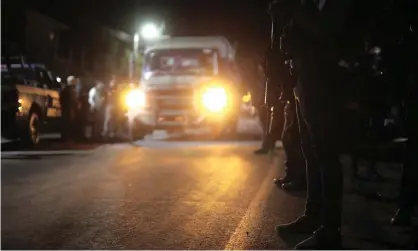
left=1, top=0, right=417, bottom=249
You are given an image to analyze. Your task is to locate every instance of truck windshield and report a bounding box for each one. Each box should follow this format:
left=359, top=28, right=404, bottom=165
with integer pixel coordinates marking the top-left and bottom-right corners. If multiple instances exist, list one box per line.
left=144, top=49, right=216, bottom=75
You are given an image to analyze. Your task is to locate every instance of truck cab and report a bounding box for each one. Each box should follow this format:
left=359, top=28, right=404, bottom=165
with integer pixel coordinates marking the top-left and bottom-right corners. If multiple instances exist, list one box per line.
left=136, top=36, right=243, bottom=135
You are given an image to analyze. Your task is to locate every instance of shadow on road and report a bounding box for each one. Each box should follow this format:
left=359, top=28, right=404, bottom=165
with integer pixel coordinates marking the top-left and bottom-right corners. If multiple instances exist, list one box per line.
left=1, top=139, right=104, bottom=152
left=164, top=133, right=262, bottom=142
left=1, top=153, right=77, bottom=160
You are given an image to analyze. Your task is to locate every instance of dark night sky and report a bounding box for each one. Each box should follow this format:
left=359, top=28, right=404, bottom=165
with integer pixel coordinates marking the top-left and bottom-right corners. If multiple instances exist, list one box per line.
left=23, top=0, right=273, bottom=58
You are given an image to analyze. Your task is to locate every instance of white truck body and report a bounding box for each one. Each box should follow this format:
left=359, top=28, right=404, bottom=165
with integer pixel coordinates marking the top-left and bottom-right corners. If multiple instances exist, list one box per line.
left=138, top=36, right=240, bottom=130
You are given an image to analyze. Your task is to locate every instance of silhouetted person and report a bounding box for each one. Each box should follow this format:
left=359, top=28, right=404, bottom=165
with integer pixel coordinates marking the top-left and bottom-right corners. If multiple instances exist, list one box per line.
left=272, top=0, right=378, bottom=248
left=274, top=95, right=306, bottom=191
left=89, top=81, right=106, bottom=141
left=60, top=76, right=78, bottom=141
left=103, top=76, right=118, bottom=139
left=74, top=78, right=88, bottom=141
left=391, top=4, right=418, bottom=226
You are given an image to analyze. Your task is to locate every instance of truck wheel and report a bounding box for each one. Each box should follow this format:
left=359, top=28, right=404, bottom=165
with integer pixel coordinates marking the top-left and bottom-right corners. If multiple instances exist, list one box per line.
left=227, top=116, right=239, bottom=135
left=131, top=130, right=146, bottom=141
left=129, top=121, right=147, bottom=141
left=22, top=111, right=41, bottom=147
left=220, top=116, right=239, bottom=137
left=211, top=117, right=239, bottom=139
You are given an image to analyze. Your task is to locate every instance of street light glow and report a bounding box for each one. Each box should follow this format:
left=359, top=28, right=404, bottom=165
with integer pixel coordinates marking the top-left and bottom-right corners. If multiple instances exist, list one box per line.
left=140, top=23, right=161, bottom=40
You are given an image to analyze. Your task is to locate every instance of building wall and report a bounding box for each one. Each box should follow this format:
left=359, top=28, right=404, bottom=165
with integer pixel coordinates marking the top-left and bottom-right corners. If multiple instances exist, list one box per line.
left=2, top=0, right=27, bottom=52
left=17, top=10, right=132, bottom=82
left=24, top=10, right=70, bottom=75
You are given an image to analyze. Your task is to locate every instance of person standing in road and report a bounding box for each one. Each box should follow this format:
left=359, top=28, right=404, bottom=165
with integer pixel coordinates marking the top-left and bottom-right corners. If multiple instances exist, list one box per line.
left=253, top=63, right=272, bottom=153
left=257, top=15, right=306, bottom=191
left=89, top=81, right=106, bottom=141
left=74, top=78, right=88, bottom=141
left=272, top=0, right=378, bottom=248
left=274, top=93, right=306, bottom=191
left=102, top=76, right=118, bottom=140
left=60, top=76, right=78, bottom=141
left=391, top=1, right=418, bottom=226
left=254, top=56, right=284, bottom=154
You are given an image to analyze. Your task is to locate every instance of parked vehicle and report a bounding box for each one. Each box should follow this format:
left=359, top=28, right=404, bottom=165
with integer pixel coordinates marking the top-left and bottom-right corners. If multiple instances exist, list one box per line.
left=1, top=55, right=62, bottom=147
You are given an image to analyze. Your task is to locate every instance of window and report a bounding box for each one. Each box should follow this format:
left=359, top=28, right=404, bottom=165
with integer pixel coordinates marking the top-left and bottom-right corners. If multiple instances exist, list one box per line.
left=145, top=48, right=216, bottom=75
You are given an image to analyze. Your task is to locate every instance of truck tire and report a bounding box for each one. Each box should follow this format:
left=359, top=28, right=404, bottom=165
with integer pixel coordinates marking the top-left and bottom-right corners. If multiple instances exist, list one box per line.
left=22, top=111, right=41, bottom=147
left=211, top=116, right=239, bottom=139
left=129, top=120, right=147, bottom=141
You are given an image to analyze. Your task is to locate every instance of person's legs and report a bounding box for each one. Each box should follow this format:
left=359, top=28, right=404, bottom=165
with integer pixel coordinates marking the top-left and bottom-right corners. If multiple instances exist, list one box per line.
left=295, top=73, right=343, bottom=249
left=93, top=108, right=104, bottom=141
left=392, top=94, right=418, bottom=226
left=103, top=105, right=114, bottom=138
left=277, top=71, right=343, bottom=249
left=276, top=100, right=306, bottom=190
left=255, top=105, right=273, bottom=154
left=275, top=97, right=321, bottom=235
left=270, top=102, right=285, bottom=146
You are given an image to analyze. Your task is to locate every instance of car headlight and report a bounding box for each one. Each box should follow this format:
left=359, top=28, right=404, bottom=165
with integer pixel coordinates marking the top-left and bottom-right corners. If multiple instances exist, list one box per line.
left=201, top=86, right=228, bottom=113
left=126, top=89, right=146, bottom=109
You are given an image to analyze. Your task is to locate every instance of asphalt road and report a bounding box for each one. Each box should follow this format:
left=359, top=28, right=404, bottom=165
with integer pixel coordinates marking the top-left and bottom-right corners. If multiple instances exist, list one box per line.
left=1, top=136, right=415, bottom=249
left=2, top=138, right=303, bottom=250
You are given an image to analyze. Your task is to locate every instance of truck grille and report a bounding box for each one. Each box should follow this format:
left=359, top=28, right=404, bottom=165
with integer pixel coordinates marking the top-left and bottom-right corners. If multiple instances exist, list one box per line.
left=148, top=88, right=194, bottom=97
left=148, top=87, right=195, bottom=110
left=156, top=98, right=194, bottom=110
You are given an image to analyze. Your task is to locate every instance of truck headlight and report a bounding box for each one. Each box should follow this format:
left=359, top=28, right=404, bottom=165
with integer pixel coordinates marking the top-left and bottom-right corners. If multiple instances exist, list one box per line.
left=126, top=89, right=146, bottom=109
left=201, top=87, right=228, bottom=112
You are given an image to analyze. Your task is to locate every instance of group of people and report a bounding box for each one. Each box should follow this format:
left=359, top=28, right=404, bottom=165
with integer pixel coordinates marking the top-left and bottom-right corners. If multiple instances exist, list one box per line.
left=59, top=75, right=133, bottom=142
left=252, top=0, right=417, bottom=249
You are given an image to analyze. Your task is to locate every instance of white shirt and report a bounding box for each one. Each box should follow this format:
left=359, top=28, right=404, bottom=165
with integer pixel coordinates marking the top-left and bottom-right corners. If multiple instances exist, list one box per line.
left=88, top=87, right=96, bottom=107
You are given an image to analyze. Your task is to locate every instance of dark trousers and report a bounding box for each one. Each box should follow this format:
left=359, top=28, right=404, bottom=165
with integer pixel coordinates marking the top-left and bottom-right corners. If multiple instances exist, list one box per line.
left=349, top=107, right=381, bottom=176
left=92, top=108, right=105, bottom=140
left=295, top=68, right=343, bottom=230
left=75, top=106, right=88, bottom=141
left=269, top=102, right=285, bottom=145
left=282, top=99, right=305, bottom=182
left=258, top=103, right=284, bottom=150
left=257, top=105, right=271, bottom=149
left=398, top=94, right=418, bottom=214
left=258, top=105, right=270, bottom=139
left=61, top=108, right=76, bottom=140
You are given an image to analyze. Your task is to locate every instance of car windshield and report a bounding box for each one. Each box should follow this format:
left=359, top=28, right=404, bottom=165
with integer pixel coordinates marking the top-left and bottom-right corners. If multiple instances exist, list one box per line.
left=144, top=48, right=216, bottom=75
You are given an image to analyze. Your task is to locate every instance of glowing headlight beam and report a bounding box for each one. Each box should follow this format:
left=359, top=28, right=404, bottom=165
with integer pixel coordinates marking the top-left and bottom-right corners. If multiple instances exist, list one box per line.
left=201, top=87, right=227, bottom=112
left=126, top=89, right=146, bottom=109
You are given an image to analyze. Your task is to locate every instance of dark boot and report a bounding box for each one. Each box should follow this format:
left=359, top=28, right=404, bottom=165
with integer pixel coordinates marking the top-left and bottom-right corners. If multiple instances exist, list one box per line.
left=254, top=147, right=270, bottom=154
left=282, top=181, right=307, bottom=191
left=295, top=227, right=342, bottom=250
left=276, top=215, right=320, bottom=235
left=274, top=177, right=292, bottom=188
